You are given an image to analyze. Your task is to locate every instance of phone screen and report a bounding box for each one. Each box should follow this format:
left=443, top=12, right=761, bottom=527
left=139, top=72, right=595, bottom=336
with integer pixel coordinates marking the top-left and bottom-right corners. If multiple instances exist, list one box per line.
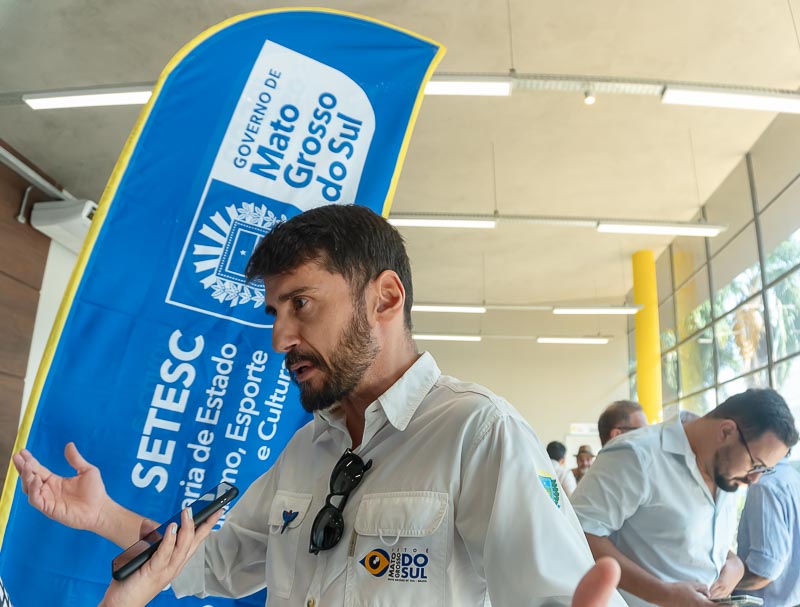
left=111, top=482, right=238, bottom=580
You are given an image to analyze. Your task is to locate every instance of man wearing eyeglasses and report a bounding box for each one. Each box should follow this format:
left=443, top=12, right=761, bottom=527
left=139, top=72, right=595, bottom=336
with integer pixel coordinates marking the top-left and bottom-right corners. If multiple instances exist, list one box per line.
left=571, top=389, right=798, bottom=607
left=597, top=400, right=648, bottom=447
left=735, top=456, right=800, bottom=607
left=14, top=205, right=628, bottom=606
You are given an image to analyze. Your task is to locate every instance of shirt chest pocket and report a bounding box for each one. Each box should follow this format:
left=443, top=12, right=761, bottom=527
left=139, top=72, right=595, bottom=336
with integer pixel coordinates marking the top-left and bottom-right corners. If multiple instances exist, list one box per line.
left=265, top=490, right=313, bottom=599
left=346, top=491, right=449, bottom=607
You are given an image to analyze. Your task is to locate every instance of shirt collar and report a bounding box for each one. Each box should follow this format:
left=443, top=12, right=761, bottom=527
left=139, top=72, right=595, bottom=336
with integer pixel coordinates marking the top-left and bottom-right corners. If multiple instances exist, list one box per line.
left=311, top=352, right=441, bottom=442
left=661, top=415, right=692, bottom=457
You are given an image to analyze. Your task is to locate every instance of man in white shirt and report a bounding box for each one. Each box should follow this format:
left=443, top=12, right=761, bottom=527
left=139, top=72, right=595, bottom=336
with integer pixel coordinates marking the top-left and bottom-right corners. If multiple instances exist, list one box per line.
left=14, top=205, right=626, bottom=606
left=547, top=440, right=578, bottom=497
left=571, top=389, right=798, bottom=607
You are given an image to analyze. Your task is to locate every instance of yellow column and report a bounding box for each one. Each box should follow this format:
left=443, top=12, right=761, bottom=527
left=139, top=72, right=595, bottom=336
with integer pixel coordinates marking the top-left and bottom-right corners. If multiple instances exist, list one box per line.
left=632, top=250, right=662, bottom=423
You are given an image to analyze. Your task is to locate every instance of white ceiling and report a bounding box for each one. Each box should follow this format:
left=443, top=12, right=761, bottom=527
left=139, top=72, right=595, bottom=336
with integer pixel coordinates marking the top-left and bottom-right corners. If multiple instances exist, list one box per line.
left=2, top=0, right=800, bottom=326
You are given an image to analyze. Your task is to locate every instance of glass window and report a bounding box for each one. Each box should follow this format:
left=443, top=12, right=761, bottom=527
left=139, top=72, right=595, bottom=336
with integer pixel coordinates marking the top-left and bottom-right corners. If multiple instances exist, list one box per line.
left=772, top=356, right=800, bottom=431
left=656, top=248, right=673, bottom=304
left=680, top=389, right=716, bottom=416
left=705, top=159, right=754, bottom=255
left=629, top=373, right=637, bottom=401
left=717, top=369, right=770, bottom=403
left=628, top=330, right=636, bottom=374
left=659, top=297, right=676, bottom=351
left=715, top=297, right=768, bottom=384
left=678, top=327, right=715, bottom=395
left=766, top=268, right=800, bottom=362
left=676, top=270, right=712, bottom=341
left=626, top=289, right=635, bottom=333
left=711, top=225, right=761, bottom=317
left=662, top=350, right=679, bottom=403
left=673, top=232, right=708, bottom=287
left=760, top=176, right=800, bottom=284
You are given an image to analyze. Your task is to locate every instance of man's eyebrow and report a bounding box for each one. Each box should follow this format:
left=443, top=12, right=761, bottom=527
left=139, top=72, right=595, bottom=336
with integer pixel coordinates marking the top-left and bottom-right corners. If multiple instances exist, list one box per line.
left=265, top=287, right=318, bottom=313
left=278, top=287, right=316, bottom=302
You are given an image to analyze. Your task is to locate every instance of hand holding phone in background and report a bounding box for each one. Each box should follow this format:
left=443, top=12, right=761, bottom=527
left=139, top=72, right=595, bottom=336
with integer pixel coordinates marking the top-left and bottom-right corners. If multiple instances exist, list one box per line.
left=100, top=507, right=222, bottom=607
left=112, top=483, right=239, bottom=581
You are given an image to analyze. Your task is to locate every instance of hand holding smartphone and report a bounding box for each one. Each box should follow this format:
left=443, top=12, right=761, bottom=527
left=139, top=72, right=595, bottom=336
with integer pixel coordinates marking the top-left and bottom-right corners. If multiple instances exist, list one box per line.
left=111, top=482, right=239, bottom=581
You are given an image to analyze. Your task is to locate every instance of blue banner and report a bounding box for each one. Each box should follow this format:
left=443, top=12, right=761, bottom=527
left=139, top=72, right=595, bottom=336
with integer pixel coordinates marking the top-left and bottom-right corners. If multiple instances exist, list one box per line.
left=0, top=9, right=443, bottom=606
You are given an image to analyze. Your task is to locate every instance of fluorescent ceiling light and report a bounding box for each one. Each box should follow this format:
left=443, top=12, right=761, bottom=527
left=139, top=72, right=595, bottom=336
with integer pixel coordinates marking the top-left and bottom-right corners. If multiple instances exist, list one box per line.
left=662, top=85, right=800, bottom=114
left=552, top=306, right=641, bottom=315
left=388, top=217, right=496, bottom=229
left=412, top=304, right=487, bottom=314
left=425, top=76, right=512, bottom=96
left=537, top=336, right=611, bottom=345
left=413, top=334, right=482, bottom=342
left=23, top=87, right=153, bottom=110
left=596, top=221, right=725, bottom=238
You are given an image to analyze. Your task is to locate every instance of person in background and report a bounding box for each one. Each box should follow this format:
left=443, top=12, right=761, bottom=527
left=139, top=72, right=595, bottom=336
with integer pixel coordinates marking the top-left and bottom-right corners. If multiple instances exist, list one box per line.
left=571, top=388, right=798, bottom=607
left=547, top=441, right=578, bottom=497
left=572, top=444, right=595, bottom=483
left=735, top=456, right=800, bottom=607
left=598, top=400, right=648, bottom=447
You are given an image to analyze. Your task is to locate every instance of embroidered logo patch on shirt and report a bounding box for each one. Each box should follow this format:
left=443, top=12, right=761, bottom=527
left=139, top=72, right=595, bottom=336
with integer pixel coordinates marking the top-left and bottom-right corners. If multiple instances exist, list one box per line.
left=360, top=547, right=430, bottom=581
left=538, top=473, right=561, bottom=509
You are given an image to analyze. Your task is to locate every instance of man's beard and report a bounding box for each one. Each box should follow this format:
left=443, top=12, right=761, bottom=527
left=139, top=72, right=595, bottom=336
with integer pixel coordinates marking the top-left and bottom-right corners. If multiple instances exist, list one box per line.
left=285, top=300, right=379, bottom=413
left=712, top=446, right=745, bottom=493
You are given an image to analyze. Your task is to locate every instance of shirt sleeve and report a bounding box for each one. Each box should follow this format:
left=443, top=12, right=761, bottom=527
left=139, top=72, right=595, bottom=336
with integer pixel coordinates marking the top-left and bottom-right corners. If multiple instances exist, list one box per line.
left=455, top=411, right=628, bottom=607
left=737, top=482, right=790, bottom=581
left=171, top=464, right=280, bottom=598
left=570, top=440, right=649, bottom=537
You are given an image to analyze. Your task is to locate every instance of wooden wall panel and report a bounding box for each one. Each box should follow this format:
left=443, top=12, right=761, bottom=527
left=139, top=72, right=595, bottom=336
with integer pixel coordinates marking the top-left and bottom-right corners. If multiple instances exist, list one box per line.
left=0, top=152, right=53, bottom=492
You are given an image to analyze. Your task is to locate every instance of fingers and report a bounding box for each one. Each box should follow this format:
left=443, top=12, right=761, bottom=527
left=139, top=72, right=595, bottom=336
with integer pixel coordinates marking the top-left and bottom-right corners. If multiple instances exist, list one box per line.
left=64, top=442, right=93, bottom=473
left=188, top=508, right=222, bottom=556
left=572, top=557, right=621, bottom=607
left=13, top=449, right=49, bottom=498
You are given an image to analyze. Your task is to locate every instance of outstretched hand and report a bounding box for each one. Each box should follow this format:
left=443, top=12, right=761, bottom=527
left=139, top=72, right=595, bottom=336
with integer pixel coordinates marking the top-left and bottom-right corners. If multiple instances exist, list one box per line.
left=12, top=442, right=109, bottom=532
left=572, top=558, right=622, bottom=607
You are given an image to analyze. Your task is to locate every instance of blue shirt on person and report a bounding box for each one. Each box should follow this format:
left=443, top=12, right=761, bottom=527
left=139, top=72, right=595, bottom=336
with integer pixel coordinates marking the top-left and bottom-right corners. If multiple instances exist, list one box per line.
left=737, top=458, right=800, bottom=607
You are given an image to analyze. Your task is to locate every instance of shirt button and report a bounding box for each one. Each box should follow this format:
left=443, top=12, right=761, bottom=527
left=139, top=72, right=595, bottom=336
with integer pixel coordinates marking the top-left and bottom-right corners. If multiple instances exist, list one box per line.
left=307, top=600, right=315, bottom=607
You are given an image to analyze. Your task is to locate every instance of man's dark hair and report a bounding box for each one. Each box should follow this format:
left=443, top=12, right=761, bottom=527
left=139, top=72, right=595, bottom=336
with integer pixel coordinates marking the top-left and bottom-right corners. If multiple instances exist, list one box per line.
left=598, top=400, right=644, bottom=446
left=246, top=204, right=414, bottom=331
left=546, top=441, right=567, bottom=461
left=708, top=388, right=798, bottom=447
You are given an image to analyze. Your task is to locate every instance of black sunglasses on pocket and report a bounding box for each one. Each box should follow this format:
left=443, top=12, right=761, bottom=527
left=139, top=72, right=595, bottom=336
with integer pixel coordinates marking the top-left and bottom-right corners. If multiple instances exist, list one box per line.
left=309, top=449, right=372, bottom=555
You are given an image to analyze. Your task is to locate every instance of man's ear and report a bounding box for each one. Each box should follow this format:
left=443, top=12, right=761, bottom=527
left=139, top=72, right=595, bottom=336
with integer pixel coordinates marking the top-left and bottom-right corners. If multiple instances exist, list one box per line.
left=372, top=270, right=405, bottom=321
left=718, top=418, right=737, bottom=444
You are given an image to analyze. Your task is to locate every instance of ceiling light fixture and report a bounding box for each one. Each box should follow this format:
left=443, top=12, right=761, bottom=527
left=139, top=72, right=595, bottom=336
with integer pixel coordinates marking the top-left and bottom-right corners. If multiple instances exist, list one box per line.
left=388, top=217, right=497, bottom=229
left=412, top=304, right=487, bottom=314
left=552, top=305, right=641, bottom=315
left=412, top=334, right=482, bottom=342
left=22, top=86, right=153, bottom=110
left=583, top=89, right=596, bottom=105
left=424, top=75, right=512, bottom=96
left=661, top=85, right=800, bottom=114
left=596, top=221, right=725, bottom=237
left=389, top=212, right=726, bottom=237
left=537, top=336, right=611, bottom=345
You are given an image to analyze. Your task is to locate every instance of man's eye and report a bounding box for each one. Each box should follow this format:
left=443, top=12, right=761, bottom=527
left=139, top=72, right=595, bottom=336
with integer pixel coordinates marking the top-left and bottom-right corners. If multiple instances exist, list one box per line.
left=294, top=297, right=307, bottom=310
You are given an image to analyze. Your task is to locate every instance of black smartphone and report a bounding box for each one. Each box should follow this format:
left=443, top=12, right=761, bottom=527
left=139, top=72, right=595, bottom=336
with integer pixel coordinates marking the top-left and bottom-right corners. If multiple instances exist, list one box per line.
left=710, top=596, right=764, bottom=606
left=111, top=482, right=239, bottom=581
